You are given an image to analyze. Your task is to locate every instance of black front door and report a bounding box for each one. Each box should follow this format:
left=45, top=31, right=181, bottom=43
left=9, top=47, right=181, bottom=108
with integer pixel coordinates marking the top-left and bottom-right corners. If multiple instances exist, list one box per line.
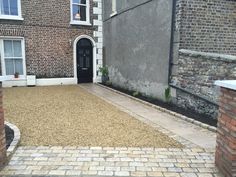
left=77, top=39, right=93, bottom=83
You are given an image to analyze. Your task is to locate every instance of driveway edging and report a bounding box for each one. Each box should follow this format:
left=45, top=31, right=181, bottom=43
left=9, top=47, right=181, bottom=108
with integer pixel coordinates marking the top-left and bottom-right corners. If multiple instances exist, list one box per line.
left=5, top=121, right=20, bottom=158
left=97, top=84, right=217, bottom=133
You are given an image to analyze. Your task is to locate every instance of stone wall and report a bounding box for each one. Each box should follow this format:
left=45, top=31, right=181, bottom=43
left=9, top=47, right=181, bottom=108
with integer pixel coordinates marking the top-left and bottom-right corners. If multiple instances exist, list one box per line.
left=172, top=0, right=236, bottom=119
left=215, top=82, right=236, bottom=177
left=0, top=83, right=7, bottom=166
left=173, top=50, right=236, bottom=119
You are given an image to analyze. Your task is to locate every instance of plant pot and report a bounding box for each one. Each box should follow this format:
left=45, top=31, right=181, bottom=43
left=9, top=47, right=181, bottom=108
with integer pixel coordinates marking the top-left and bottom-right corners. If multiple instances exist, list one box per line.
left=14, top=74, right=19, bottom=78
left=102, top=75, right=109, bottom=83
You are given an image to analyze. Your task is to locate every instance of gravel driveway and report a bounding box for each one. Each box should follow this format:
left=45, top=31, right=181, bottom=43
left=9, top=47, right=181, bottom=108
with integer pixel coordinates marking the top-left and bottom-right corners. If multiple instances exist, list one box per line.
left=3, top=85, right=182, bottom=148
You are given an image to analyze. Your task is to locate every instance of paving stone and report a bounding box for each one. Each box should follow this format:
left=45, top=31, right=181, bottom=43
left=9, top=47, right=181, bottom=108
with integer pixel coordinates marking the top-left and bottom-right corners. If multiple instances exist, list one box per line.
left=163, top=172, right=181, bottom=177
left=197, top=174, right=214, bottom=177
left=98, top=170, right=113, bottom=176
left=105, top=166, right=120, bottom=171
left=159, top=163, right=175, bottom=168
left=26, top=165, right=42, bottom=170
left=147, top=171, right=164, bottom=177
left=66, top=170, right=82, bottom=175
left=115, top=171, right=130, bottom=176
left=82, top=170, right=98, bottom=175
left=14, top=170, right=32, bottom=175
left=131, top=171, right=147, bottom=176
left=48, top=170, right=66, bottom=175
left=32, top=170, right=49, bottom=175
left=130, top=162, right=144, bottom=167
left=180, top=173, right=198, bottom=177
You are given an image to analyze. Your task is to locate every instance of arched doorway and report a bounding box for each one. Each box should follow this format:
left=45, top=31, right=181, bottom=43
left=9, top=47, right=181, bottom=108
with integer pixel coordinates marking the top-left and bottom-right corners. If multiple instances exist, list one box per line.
left=76, top=38, right=93, bottom=83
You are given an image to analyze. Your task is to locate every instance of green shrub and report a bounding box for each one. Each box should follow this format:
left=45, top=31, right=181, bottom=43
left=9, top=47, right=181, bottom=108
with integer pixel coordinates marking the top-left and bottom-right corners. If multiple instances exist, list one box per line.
left=132, top=91, right=140, bottom=97
left=99, top=66, right=109, bottom=76
left=165, top=87, right=171, bottom=103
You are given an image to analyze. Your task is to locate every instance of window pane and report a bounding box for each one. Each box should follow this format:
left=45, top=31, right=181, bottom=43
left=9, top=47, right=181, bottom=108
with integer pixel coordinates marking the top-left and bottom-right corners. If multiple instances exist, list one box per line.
left=0, top=0, right=10, bottom=15
left=73, top=0, right=86, bottom=4
left=73, top=5, right=86, bottom=21
left=80, top=5, right=86, bottom=21
left=4, top=40, right=13, bottom=57
left=13, top=40, right=22, bottom=57
left=73, top=5, right=80, bottom=20
left=9, top=0, right=18, bottom=15
left=5, top=59, right=14, bottom=75
left=14, top=59, right=23, bottom=74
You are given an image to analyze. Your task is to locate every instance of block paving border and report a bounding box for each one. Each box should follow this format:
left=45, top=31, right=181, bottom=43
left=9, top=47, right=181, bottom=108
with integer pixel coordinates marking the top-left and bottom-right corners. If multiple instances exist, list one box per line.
left=97, top=84, right=217, bottom=133
left=0, top=146, right=221, bottom=177
left=5, top=121, right=21, bottom=158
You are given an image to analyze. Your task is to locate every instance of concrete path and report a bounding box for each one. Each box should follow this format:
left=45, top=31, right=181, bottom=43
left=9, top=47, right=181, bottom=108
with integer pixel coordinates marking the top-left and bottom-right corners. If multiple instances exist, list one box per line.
left=80, top=84, right=216, bottom=150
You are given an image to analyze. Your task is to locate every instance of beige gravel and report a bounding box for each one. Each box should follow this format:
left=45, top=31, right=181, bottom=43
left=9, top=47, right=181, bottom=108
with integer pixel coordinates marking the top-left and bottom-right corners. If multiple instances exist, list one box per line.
left=3, top=85, right=183, bottom=148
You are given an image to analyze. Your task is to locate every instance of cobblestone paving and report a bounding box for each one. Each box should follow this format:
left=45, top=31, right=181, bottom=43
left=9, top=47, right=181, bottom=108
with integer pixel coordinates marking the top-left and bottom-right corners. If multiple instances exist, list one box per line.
left=0, top=146, right=221, bottom=177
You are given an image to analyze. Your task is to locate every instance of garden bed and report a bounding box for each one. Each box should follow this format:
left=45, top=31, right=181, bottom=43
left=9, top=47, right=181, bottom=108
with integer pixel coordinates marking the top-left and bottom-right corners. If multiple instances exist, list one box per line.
left=101, top=83, right=217, bottom=127
left=5, top=125, right=14, bottom=149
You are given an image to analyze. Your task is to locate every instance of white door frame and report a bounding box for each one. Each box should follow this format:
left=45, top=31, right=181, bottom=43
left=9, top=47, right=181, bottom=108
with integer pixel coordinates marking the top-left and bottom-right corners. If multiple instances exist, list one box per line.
left=73, top=35, right=97, bottom=83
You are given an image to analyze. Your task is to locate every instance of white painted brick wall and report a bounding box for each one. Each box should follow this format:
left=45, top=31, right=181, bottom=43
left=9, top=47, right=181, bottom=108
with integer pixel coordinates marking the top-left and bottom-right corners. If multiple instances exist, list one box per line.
left=93, top=0, right=103, bottom=82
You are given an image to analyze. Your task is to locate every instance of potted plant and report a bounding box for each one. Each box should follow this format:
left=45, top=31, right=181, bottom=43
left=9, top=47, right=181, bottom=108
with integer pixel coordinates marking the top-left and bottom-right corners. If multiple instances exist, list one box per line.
left=99, top=66, right=109, bottom=83
left=14, top=72, right=19, bottom=79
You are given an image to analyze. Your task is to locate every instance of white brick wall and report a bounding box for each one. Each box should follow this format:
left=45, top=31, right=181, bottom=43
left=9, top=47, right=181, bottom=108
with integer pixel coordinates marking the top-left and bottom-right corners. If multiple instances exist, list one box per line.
left=93, top=0, right=103, bottom=82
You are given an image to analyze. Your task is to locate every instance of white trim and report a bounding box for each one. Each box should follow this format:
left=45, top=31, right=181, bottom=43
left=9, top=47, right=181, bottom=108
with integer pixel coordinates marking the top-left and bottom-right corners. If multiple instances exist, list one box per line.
left=0, top=16, right=23, bottom=20
left=2, top=79, right=26, bottom=87
left=36, top=78, right=77, bottom=86
left=2, top=78, right=77, bottom=87
left=70, top=0, right=90, bottom=26
left=110, top=11, right=117, bottom=17
left=111, top=0, right=117, bottom=16
left=215, top=80, right=236, bottom=91
left=73, top=35, right=97, bottom=83
left=0, top=0, right=23, bottom=20
left=0, top=37, right=26, bottom=79
left=70, top=21, right=91, bottom=26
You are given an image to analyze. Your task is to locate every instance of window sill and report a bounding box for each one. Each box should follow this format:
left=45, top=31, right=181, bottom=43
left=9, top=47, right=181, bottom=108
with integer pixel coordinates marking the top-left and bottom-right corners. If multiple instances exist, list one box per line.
left=70, top=21, right=92, bottom=26
left=0, top=16, right=24, bottom=21
left=110, top=11, right=117, bottom=17
left=0, top=75, right=26, bottom=81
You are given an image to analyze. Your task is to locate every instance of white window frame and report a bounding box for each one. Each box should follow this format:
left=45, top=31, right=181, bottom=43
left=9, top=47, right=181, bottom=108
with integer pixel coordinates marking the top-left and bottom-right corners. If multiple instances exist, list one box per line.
left=0, top=0, right=23, bottom=20
left=70, top=0, right=91, bottom=26
left=110, top=0, right=117, bottom=17
left=0, top=37, right=26, bottom=80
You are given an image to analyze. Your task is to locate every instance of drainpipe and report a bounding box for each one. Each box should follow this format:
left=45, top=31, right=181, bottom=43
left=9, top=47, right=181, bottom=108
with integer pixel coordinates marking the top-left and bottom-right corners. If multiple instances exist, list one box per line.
left=168, top=0, right=177, bottom=84
left=167, top=0, right=219, bottom=107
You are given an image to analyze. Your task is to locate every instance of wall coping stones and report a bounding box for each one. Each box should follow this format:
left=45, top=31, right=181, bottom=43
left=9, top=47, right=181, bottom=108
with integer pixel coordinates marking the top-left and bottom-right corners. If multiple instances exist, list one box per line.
left=4, top=121, right=20, bottom=159
left=179, top=49, right=236, bottom=62
left=215, top=80, right=236, bottom=91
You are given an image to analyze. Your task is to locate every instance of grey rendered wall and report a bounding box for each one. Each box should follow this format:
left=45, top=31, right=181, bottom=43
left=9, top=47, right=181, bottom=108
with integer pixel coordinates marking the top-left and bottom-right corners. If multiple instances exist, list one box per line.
left=103, top=0, right=173, bottom=99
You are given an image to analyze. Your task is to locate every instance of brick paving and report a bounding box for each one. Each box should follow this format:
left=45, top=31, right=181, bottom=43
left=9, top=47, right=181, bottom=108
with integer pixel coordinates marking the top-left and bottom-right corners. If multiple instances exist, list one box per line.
left=0, top=146, right=221, bottom=176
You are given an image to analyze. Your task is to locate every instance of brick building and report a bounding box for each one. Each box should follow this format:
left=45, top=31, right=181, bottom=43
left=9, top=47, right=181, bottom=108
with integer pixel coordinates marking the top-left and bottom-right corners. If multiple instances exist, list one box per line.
left=0, top=0, right=103, bottom=86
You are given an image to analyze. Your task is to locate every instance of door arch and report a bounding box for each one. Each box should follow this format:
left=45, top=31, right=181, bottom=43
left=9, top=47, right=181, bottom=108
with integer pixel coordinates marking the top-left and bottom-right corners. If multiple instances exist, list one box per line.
left=73, top=35, right=97, bottom=83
